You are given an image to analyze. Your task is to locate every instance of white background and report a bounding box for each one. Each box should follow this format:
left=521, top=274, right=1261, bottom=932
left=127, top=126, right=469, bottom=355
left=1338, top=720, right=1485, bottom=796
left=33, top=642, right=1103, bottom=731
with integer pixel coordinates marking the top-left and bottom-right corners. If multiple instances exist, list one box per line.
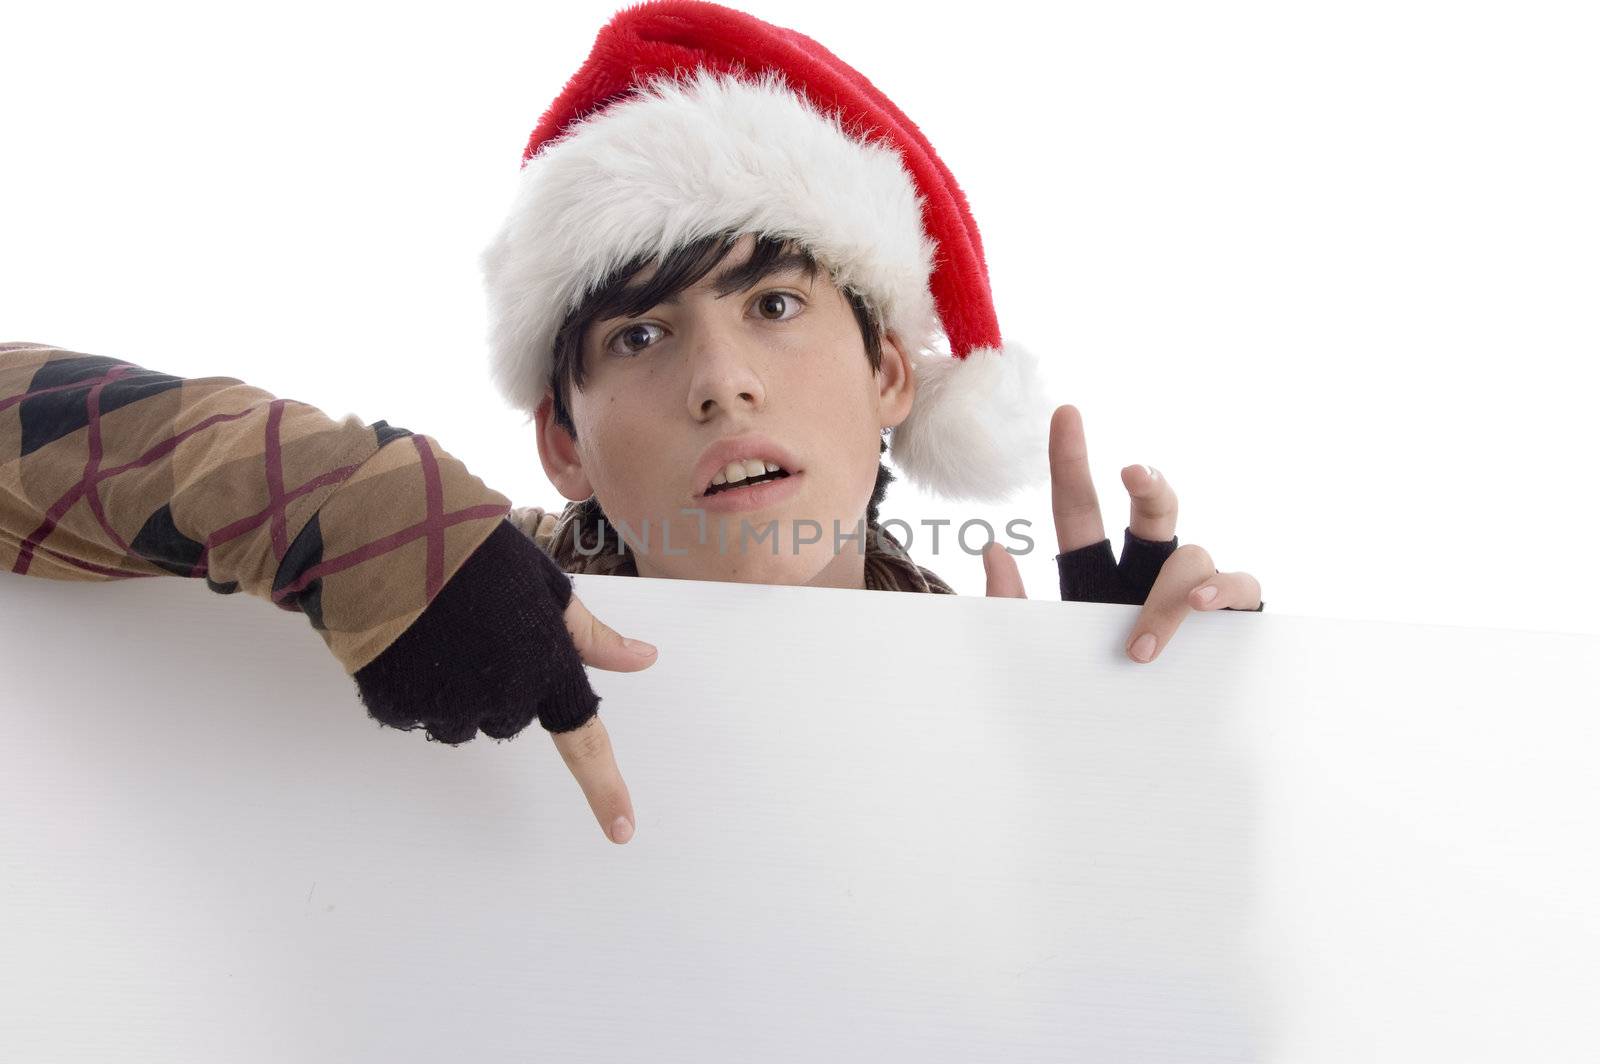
left=3, top=0, right=1596, bottom=634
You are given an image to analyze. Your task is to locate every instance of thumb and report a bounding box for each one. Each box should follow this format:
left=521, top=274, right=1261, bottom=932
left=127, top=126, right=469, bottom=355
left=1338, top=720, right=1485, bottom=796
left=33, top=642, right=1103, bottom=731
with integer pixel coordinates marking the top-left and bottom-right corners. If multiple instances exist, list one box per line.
left=983, top=542, right=1028, bottom=598
left=562, top=591, right=659, bottom=672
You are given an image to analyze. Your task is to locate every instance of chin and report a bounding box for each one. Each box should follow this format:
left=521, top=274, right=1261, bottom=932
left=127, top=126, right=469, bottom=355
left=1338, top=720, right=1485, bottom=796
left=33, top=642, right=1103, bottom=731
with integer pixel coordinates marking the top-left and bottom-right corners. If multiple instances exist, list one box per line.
left=668, top=548, right=830, bottom=588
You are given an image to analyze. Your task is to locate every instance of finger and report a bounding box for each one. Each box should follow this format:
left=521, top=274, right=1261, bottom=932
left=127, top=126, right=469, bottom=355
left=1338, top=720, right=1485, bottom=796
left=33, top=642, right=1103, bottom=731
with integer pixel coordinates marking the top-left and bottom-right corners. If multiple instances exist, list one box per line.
left=983, top=541, right=1028, bottom=598
left=1050, top=404, right=1107, bottom=554
left=1123, top=543, right=1216, bottom=664
left=550, top=716, right=637, bottom=844
left=1188, top=569, right=1264, bottom=612
left=563, top=592, right=658, bottom=672
left=1118, top=463, right=1179, bottom=544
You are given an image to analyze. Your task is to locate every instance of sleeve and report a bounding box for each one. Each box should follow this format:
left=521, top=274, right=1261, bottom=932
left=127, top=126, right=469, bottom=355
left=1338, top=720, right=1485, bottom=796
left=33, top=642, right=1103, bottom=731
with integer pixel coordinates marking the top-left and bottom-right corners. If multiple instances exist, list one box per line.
left=1056, top=527, right=1264, bottom=612
left=0, top=340, right=515, bottom=674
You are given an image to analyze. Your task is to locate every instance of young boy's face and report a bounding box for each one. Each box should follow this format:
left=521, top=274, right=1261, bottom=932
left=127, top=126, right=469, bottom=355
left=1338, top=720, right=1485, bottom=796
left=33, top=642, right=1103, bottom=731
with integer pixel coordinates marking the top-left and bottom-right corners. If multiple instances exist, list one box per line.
left=535, top=232, right=915, bottom=588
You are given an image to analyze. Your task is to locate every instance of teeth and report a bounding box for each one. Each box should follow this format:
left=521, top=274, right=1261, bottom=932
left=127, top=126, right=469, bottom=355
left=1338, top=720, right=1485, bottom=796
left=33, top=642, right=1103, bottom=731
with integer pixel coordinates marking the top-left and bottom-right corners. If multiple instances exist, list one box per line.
left=708, top=457, right=785, bottom=489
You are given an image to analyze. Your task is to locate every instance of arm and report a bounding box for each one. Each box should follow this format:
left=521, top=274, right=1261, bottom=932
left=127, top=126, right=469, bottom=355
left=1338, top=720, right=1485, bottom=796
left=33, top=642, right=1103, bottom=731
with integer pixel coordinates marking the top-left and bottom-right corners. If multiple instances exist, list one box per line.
left=1, top=340, right=600, bottom=742
left=1, top=340, right=510, bottom=670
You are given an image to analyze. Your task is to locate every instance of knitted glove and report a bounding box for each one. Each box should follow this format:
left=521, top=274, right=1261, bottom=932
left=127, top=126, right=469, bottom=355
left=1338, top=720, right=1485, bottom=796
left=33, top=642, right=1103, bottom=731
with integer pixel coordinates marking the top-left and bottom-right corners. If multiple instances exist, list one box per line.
left=1056, top=527, right=1264, bottom=612
left=352, top=518, right=602, bottom=744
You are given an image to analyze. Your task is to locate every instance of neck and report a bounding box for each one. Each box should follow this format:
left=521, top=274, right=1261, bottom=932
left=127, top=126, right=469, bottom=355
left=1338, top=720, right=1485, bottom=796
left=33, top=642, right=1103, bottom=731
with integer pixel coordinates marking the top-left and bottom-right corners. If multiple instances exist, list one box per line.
left=806, top=539, right=868, bottom=591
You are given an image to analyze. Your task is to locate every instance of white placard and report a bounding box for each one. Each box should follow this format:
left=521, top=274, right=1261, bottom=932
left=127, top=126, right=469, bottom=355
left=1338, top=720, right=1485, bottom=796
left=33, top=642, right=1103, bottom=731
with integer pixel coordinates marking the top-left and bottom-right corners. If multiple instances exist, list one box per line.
left=1, top=571, right=1596, bottom=1062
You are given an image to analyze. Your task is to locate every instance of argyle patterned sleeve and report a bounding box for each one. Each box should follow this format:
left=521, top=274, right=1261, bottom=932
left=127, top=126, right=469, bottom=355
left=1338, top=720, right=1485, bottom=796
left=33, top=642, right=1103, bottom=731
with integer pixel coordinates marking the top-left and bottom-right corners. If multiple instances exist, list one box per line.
left=0, top=341, right=514, bottom=674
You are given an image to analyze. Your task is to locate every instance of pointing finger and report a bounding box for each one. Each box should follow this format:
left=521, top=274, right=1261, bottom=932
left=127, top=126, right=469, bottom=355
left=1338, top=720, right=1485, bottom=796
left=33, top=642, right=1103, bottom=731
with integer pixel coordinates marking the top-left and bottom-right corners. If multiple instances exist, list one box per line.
left=550, top=715, right=637, bottom=844
left=1050, top=404, right=1107, bottom=554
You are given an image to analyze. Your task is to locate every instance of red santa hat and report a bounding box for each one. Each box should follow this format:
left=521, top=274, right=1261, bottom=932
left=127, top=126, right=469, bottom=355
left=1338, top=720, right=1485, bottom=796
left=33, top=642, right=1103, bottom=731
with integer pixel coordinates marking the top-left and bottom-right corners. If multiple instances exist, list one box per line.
left=479, top=0, right=1053, bottom=503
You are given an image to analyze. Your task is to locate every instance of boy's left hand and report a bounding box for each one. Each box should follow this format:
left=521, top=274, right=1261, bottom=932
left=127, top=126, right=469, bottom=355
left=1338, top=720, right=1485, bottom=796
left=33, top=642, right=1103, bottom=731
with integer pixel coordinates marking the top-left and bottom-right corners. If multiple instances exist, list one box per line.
left=982, top=404, right=1262, bottom=664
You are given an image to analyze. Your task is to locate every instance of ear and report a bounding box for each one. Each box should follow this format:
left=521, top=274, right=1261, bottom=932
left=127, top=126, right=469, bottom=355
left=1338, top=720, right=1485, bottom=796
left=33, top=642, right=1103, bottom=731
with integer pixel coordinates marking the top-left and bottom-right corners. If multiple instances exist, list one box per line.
left=876, top=328, right=917, bottom=431
left=533, top=390, right=596, bottom=502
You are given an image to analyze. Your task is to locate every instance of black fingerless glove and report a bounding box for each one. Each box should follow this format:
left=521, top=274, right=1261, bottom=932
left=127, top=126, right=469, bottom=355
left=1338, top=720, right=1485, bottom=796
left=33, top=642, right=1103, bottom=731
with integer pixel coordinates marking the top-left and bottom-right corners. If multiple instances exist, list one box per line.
left=1056, top=527, right=1264, bottom=612
left=352, top=518, right=603, bottom=744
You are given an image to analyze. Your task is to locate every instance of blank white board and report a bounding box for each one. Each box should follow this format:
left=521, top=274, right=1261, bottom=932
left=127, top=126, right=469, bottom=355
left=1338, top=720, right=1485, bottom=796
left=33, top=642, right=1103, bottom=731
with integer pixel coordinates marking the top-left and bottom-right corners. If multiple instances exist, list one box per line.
left=1, top=570, right=1596, bottom=1062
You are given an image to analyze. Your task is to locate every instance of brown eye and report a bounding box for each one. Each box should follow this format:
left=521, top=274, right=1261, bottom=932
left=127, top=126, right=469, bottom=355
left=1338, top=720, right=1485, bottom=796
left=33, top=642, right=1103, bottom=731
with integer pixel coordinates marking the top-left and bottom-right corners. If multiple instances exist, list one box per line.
left=607, top=322, right=663, bottom=357
left=754, top=291, right=804, bottom=321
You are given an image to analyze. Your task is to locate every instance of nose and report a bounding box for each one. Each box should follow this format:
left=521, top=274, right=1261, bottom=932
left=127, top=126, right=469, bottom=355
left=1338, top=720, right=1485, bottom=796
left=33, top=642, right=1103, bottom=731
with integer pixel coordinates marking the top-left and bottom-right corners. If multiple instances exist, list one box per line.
left=685, top=326, right=766, bottom=421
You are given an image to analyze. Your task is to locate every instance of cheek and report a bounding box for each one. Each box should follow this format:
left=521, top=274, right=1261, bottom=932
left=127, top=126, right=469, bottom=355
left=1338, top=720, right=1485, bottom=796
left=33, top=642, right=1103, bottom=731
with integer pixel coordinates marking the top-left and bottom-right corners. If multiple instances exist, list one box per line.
left=794, top=380, right=886, bottom=505
left=580, top=396, right=673, bottom=500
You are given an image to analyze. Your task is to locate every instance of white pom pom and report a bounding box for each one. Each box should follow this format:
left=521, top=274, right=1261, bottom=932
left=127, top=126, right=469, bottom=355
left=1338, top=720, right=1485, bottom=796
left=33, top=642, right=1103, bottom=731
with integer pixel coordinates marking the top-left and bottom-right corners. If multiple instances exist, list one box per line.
left=889, top=340, right=1054, bottom=503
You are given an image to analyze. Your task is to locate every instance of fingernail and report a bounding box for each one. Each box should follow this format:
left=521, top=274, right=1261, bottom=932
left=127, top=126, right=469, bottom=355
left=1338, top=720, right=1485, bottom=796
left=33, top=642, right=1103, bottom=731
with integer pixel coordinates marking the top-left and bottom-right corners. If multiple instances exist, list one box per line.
left=1129, top=633, right=1157, bottom=662
left=1195, top=585, right=1218, bottom=605
left=611, top=816, right=634, bottom=844
left=623, top=638, right=656, bottom=657
left=1139, top=464, right=1154, bottom=480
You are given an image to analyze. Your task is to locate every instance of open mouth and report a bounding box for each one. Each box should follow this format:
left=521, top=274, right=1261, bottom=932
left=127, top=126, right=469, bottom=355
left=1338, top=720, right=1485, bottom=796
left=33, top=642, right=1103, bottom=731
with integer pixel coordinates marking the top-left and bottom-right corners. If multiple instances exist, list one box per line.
left=703, top=468, right=792, bottom=497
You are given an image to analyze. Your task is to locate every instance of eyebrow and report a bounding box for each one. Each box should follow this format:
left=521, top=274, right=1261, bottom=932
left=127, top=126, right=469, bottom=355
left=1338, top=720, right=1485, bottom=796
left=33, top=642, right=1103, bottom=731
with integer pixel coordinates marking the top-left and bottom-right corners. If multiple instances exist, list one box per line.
left=625, top=251, right=818, bottom=314
left=699, top=250, right=818, bottom=302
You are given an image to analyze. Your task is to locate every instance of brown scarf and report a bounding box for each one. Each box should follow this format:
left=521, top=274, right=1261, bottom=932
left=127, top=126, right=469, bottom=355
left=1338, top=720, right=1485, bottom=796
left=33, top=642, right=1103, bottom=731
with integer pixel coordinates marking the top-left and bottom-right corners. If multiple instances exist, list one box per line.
left=507, top=497, right=955, bottom=594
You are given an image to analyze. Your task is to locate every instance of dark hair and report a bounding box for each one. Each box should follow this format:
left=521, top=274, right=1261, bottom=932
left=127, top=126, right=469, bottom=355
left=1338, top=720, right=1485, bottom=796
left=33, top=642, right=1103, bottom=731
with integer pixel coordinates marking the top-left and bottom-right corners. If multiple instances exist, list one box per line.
left=547, top=229, right=898, bottom=527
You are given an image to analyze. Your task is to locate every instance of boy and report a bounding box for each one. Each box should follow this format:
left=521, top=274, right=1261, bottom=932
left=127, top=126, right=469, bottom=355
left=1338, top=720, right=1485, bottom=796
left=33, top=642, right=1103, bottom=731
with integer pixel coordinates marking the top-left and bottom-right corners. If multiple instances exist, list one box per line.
left=1, top=1, right=1260, bottom=845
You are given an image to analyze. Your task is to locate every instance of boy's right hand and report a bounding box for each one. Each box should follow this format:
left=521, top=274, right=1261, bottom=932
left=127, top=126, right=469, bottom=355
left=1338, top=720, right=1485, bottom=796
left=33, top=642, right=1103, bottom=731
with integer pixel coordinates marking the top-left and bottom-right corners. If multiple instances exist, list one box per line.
left=551, top=591, right=658, bottom=845
left=353, top=519, right=658, bottom=846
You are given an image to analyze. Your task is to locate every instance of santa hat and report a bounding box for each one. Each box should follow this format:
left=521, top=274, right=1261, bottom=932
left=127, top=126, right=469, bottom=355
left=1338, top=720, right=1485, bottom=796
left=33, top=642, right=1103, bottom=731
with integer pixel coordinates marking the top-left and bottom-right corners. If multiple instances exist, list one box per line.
left=479, top=0, right=1053, bottom=503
